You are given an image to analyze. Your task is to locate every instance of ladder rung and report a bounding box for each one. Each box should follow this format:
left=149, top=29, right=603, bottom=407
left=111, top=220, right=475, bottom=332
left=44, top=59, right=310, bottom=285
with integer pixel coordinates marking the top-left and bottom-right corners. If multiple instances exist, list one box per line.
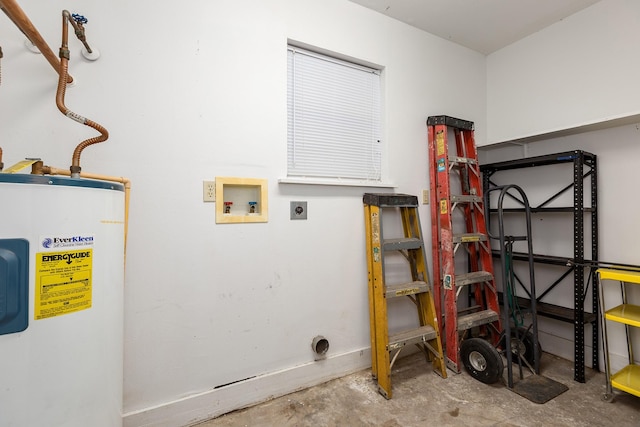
left=451, top=194, right=482, bottom=204
left=452, top=233, right=487, bottom=243
left=426, top=115, right=474, bottom=130
left=383, top=237, right=422, bottom=251
left=388, top=325, right=437, bottom=351
left=386, top=281, right=429, bottom=298
left=448, top=156, right=477, bottom=166
left=457, top=309, right=500, bottom=331
left=455, top=271, right=494, bottom=287
left=363, top=193, right=418, bottom=207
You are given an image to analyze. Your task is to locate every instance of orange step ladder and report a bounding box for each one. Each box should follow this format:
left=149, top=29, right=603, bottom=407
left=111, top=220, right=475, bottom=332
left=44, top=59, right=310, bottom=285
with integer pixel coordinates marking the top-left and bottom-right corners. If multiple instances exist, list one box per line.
left=427, top=116, right=503, bottom=383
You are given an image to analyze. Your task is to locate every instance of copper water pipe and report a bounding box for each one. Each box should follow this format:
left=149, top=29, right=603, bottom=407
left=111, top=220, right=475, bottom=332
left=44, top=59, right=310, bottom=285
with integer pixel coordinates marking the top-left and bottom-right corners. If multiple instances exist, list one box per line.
left=0, top=0, right=73, bottom=84
left=56, top=10, right=108, bottom=177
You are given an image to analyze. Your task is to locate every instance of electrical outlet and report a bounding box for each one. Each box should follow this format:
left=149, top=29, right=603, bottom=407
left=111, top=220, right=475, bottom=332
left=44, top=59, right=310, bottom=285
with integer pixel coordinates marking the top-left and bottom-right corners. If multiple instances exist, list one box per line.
left=290, top=201, right=308, bottom=220
left=422, top=189, right=429, bottom=205
left=203, top=181, right=216, bottom=202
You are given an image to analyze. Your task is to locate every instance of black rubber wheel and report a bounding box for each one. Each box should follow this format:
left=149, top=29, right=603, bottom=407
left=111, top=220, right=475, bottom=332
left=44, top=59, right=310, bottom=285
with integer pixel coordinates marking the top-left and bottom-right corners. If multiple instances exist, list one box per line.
left=500, top=327, right=542, bottom=367
left=460, top=337, right=504, bottom=384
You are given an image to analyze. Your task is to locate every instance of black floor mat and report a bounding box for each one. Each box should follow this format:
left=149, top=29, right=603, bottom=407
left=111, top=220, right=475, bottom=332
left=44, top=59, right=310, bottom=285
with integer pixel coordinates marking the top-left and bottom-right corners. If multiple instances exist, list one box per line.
left=511, top=375, right=569, bottom=404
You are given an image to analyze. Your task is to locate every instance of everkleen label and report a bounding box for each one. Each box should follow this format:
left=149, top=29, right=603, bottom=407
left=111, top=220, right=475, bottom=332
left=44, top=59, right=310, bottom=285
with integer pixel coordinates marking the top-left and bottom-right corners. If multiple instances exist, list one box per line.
left=35, top=249, right=93, bottom=319
left=40, top=234, right=94, bottom=251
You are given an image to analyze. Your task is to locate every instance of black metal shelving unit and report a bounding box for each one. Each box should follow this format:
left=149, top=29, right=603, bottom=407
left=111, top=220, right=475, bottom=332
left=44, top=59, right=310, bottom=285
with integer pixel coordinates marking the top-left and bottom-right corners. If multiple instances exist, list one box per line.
left=480, top=150, right=598, bottom=383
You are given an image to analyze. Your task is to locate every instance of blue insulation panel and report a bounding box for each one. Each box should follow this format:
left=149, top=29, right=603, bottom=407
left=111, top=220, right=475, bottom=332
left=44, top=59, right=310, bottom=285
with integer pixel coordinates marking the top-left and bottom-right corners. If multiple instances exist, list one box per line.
left=0, top=239, right=29, bottom=335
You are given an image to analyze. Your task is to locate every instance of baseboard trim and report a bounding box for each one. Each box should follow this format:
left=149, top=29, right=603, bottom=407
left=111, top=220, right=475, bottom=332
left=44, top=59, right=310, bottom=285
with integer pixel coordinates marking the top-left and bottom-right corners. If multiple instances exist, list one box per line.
left=123, top=347, right=371, bottom=427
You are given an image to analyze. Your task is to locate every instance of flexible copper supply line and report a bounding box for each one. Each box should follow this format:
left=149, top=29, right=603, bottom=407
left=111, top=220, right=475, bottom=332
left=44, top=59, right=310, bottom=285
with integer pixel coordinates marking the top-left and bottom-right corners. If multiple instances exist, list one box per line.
left=0, top=0, right=72, bottom=84
left=56, top=10, right=108, bottom=177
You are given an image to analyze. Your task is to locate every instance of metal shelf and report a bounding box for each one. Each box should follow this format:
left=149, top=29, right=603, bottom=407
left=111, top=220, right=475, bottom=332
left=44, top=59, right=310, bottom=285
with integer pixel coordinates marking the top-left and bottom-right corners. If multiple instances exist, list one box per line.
left=491, top=250, right=574, bottom=266
left=481, top=150, right=598, bottom=383
left=489, top=207, right=595, bottom=214
left=497, top=292, right=597, bottom=324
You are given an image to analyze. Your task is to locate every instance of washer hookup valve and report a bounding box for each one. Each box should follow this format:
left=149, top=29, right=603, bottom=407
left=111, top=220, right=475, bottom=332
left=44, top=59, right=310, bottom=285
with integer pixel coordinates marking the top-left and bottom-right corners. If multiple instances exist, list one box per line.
left=248, top=201, right=257, bottom=214
left=224, top=201, right=233, bottom=214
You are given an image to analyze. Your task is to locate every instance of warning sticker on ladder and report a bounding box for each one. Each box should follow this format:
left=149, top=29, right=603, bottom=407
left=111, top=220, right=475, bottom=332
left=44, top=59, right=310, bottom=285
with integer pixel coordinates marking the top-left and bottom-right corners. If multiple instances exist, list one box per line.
left=371, top=212, right=380, bottom=243
left=34, top=249, right=93, bottom=320
left=443, top=274, right=452, bottom=290
left=436, top=131, right=445, bottom=156
left=440, top=199, right=448, bottom=214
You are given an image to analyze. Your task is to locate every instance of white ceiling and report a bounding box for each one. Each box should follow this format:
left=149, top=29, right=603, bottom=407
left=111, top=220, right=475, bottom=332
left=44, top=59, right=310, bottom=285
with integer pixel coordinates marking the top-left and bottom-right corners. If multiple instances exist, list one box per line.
left=348, top=0, right=601, bottom=54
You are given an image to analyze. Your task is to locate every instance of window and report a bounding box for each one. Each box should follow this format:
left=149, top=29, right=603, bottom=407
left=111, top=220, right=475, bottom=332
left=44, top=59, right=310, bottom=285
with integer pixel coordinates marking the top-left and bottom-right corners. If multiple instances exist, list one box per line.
left=286, top=45, right=382, bottom=184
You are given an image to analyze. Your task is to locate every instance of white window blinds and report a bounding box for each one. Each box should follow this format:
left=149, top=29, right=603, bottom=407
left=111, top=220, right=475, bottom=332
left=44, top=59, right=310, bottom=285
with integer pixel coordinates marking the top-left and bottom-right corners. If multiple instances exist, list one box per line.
left=287, top=46, right=382, bottom=182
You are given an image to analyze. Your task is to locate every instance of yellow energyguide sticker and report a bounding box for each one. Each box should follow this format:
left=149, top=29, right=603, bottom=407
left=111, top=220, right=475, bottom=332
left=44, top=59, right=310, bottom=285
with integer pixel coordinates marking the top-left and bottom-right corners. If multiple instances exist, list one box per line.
left=35, top=249, right=93, bottom=319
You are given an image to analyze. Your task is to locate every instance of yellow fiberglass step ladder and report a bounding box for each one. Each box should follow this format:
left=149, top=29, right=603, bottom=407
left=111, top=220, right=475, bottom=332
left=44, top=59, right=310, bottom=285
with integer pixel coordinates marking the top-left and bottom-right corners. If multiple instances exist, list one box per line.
left=427, top=115, right=504, bottom=384
left=363, top=193, right=447, bottom=399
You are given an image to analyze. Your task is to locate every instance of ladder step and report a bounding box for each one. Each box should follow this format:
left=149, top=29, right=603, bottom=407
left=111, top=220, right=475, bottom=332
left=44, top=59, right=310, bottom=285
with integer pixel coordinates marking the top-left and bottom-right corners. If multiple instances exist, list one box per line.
left=452, top=233, right=487, bottom=243
left=386, top=281, right=429, bottom=298
left=426, top=115, right=474, bottom=130
left=455, top=271, right=494, bottom=287
left=388, top=325, right=437, bottom=351
left=457, top=309, right=500, bottom=331
left=448, top=156, right=477, bottom=166
left=363, top=193, right=418, bottom=207
left=383, top=237, right=422, bottom=251
left=451, top=194, right=482, bottom=204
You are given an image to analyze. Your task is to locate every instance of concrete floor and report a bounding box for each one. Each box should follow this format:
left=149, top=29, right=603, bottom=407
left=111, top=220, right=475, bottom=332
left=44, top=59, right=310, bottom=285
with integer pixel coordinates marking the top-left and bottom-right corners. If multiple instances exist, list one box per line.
left=195, top=352, right=640, bottom=427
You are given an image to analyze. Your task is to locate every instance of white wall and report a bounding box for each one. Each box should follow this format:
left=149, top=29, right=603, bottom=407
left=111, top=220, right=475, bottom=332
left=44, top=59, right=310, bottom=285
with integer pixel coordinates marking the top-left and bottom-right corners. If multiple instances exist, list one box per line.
left=0, top=1, right=486, bottom=425
left=486, top=0, right=640, bottom=145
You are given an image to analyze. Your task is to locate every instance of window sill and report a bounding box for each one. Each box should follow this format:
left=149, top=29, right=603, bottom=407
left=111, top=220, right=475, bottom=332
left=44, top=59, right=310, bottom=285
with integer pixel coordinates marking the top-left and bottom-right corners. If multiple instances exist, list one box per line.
left=278, top=177, right=395, bottom=188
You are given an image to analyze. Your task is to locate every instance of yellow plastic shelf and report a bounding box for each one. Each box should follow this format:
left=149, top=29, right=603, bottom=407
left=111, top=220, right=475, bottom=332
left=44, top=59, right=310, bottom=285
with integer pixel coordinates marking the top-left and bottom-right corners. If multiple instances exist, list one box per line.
left=611, top=364, right=640, bottom=398
left=605, top=304, right=640, bottom=327
left=598, top=268, right=640, bottom=284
